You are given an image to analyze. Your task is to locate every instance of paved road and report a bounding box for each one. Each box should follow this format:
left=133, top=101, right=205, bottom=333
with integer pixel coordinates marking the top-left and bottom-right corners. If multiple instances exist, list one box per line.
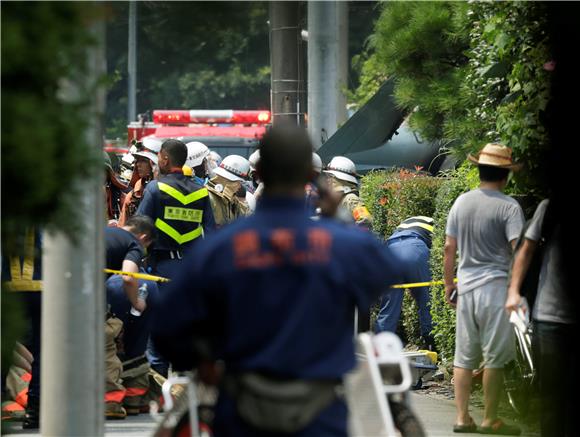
left=411, top=391, right=482, bottom=436
left=411, top=391, right=538, bottom=437
left=2, top=414, right=158, bottom=436
left=3, top=392, right=537, bottom=436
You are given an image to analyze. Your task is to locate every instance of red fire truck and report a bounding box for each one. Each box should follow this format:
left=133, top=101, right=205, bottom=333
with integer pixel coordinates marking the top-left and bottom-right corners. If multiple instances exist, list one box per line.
left=127, top=109, right=271, bottom=158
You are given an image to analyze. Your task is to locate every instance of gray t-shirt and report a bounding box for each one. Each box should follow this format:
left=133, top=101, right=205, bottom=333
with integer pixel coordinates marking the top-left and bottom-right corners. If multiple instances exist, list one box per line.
left=525, top=199, right=575, bottom=324
left=446, top=188, right=524, bottom=293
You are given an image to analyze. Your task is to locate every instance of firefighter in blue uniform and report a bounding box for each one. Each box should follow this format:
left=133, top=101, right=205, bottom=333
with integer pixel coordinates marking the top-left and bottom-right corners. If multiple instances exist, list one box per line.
left=375, top=216, right=436, bottom=351
left=152, top=126, right=398, bottom=436
left=136, top=138, right=216, bottom=279
left=136, top=139, right=215, bottom=377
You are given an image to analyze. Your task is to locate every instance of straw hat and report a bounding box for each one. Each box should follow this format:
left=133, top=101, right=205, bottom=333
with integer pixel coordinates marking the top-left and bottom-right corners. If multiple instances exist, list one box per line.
left=467, top=143, right=522, bottom=171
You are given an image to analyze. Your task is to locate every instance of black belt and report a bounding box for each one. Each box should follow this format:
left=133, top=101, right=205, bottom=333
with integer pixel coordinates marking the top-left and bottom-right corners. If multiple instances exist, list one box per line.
left=152, top=250, right=183, bottom=260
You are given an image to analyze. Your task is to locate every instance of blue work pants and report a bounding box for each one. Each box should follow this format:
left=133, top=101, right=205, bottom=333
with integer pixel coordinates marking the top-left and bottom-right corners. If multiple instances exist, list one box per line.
left=106, top=275, right=159, bottom=360
left=375, top=235, right=433, bottom=337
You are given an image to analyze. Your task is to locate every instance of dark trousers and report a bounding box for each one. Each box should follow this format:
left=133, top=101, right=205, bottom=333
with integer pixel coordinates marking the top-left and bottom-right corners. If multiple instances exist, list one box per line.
left=533, top=320, right=576, bottom=437
left=23, top=294, right=41, bottom=407
left=146, top=252, right=186, bottom=377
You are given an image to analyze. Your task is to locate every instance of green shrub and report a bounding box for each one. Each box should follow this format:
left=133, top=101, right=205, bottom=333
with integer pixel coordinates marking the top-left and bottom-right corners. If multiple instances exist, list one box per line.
left=361, top=169, right=443, bottom=345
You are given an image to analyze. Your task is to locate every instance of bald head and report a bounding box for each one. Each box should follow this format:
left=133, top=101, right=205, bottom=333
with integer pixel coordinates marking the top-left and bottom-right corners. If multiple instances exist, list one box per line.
left=257, top=126, right=313, bottom=192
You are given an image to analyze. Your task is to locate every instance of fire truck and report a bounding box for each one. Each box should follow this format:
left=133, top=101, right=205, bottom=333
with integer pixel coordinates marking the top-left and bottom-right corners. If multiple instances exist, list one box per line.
left=127, top=109, right=271, bottom=159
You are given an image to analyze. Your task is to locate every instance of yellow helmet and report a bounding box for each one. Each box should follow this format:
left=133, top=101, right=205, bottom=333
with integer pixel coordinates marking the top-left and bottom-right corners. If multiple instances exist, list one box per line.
left=182, top=165, right=193, bottom=177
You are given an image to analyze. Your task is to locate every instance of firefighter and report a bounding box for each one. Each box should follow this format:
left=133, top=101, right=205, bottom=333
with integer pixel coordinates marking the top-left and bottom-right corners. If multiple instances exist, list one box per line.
left=375, top=216, right=437, bottom=351
left=104, top=215, right=156, bottom=419
left=206, top=154, right=251, bottom=228
left=136, top=139, right=216, bottom=279
left=323, top=156, right=372, bottom=227
left=207, top=150, right=223, bottom=178
left=304, top=152, right=323, bottom=217
left=184, top=141, right=210, bottom=186
left=1, top=229, right=42, bottom=429
left=151, top=126, right=398, bottom=437
left=136, top=139, right=215, bottom=377
left=104, top=152, right=129, bottom=225
left=118, top=149, right=157, bottom=226
left=245, top=149, right=261, bottom=210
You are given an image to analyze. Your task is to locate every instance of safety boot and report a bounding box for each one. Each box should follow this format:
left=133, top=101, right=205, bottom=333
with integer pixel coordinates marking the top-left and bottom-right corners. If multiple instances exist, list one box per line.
left=22, top=395, right=39, bottom=429
left=105, top=402, right=127, bottom=420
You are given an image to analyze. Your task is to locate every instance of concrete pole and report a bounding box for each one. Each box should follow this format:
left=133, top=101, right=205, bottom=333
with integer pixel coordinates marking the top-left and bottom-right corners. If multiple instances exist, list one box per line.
left=128, top=1, right=138, bottom=123
left=307, top=1, right=349, bottom=149
left=41, top=15, right=106, bottom=437
left=269, top=1, right=305, bottom=126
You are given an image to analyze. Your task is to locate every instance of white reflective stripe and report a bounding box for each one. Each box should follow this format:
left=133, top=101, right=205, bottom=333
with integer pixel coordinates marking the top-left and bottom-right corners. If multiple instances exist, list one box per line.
left=189, top=110, right=233, bottom=120
left=398, top=222, right=434, bottom=233
left=410, top=216, right=434, bottom=223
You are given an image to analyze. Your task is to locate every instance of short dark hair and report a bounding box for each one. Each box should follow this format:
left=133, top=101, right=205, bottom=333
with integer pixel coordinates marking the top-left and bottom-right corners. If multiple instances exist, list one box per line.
left=478, top=165, right=510, bottom=182
left=257, top=126, right=313, bottom=189
left=125, top=215, right=156, bottom=242
left=161, top=139, right=188, bottom=167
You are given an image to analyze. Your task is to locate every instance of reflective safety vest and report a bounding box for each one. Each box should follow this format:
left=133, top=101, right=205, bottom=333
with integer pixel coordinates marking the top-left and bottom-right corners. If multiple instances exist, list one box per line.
left=394, top=216, right=434, bottom=247
left=2, top=228, right=42, bottom=292
left=154, top=176, right=210, bottom=251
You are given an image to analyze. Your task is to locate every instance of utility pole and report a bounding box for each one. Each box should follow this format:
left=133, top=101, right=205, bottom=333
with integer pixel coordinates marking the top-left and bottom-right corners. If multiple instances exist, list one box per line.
left=307, top=1, right=349, bottom=149
left=269, top=1, right=305, bottom=126
left=41, top=13, right=106, bottom=437
left=128, top=1, right=137, bottom=123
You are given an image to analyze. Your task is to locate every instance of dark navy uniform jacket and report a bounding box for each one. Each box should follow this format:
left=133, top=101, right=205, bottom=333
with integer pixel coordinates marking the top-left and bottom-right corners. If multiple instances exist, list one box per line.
left=137, top=172, right=216, bottom=253
left=153, top=196, right=397, bottom=376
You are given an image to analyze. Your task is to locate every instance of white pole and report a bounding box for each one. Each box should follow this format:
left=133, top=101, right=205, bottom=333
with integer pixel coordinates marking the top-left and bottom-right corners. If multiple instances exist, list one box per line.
left=307, top=1, right=349, bottom=149
left=41, top=14, right=106, bottom=436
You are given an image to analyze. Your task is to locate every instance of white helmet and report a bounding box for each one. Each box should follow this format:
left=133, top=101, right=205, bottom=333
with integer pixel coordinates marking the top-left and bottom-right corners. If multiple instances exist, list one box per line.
left=248, top=149, right=260, bottom=170
left=312, top=153, right=322, bottom=174
left=209, top=151, right=222, bottom=166
left=185, top=141, right=210, bottom=168
left=132, top=150, right=158, bottom=165
left=324, top=156, right=359, bottom=185
left=121, top=152, right=135, bottom=167
left=141, top=137, right=163, bottom=154
left=214, top=155, right=250, bottom=182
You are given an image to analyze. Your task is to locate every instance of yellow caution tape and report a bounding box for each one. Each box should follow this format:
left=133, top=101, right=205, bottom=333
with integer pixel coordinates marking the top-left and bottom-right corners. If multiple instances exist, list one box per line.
left=104, top=269, right=171, bottom=283
left=392, top=278, right=457, bottom=289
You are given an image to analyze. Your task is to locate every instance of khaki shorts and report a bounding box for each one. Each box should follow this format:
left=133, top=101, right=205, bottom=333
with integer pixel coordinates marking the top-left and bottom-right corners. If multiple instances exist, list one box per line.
left=454, top=277, right=515, bottom=369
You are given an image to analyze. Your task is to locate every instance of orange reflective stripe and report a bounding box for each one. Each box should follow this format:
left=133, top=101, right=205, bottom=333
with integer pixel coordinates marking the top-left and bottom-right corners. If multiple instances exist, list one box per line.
left=21, top=372, right=32, bottom=383
left=124, top=387, right=147, bottom=397
left=15, top=388, right=28, bottom=408
left=353, top=206, right=371, bottom=221
left=2, top=401, right=25, bottom=412
left=104, top=390, right=126, bottom=403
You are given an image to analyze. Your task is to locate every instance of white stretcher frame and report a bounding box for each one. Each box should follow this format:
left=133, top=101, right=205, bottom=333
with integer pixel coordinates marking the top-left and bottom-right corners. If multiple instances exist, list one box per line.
left=346, top=332, right=414, bottom=437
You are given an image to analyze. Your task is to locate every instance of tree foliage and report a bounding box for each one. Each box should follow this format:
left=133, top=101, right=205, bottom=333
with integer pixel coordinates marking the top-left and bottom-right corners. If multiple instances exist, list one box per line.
left=1, top=2, right=101, bottom=240
left=1, top=2, right=103, bottom=375
left=353, top=1, right=551, bottom=195
left=105, top=2, right=271, bottom=137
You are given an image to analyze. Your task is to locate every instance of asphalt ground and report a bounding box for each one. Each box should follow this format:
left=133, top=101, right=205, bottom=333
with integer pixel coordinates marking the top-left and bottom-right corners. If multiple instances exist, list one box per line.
left=2, top=391, right=538, bottom=436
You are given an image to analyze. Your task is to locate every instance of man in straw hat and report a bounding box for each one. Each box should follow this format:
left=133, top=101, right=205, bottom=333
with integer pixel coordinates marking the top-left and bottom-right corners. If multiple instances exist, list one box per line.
left=444, top=143, right=524, bottom=435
